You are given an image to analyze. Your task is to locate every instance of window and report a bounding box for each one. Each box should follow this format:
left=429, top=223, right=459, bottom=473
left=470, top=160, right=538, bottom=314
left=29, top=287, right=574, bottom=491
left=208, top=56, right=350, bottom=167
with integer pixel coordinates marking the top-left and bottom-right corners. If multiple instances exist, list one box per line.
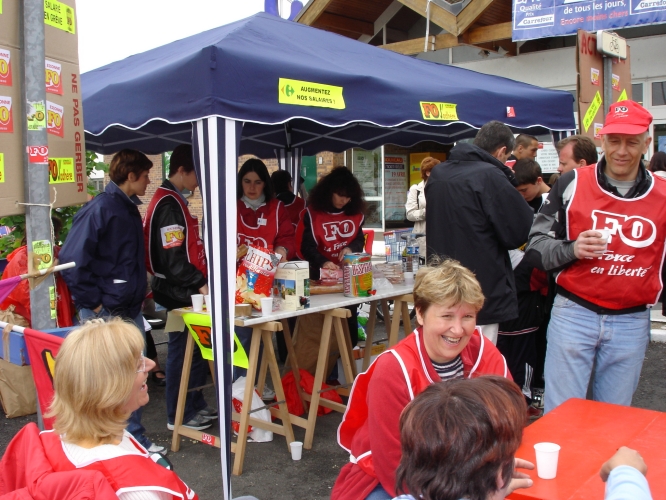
left=652, top=81, right=666, bottom=106
left=632, top=83, right=643, bottom=106
left=351, top=147, right=383, bottom=229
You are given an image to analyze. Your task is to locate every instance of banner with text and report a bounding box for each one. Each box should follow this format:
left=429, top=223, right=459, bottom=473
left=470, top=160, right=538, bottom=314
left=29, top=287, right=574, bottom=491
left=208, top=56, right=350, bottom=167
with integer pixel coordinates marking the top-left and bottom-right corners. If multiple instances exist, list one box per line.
left=512, top=0, right=666, bottom=41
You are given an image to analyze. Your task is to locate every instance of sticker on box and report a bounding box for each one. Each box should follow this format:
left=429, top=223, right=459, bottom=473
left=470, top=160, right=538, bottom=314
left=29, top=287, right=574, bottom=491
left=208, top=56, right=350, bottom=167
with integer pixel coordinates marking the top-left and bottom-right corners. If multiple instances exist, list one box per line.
left=27, top=101, right=46, bottom=131
left=0, top=48, right=12, bottom=86
left=48, top=158, right=75, bottom=184
left=0, top=153, right=4, bottom=183
left=45, top=60, right=63, bottom=95
left=0, top=95, right=13, bottom=133
left=46, top=101, right=64, bottom=137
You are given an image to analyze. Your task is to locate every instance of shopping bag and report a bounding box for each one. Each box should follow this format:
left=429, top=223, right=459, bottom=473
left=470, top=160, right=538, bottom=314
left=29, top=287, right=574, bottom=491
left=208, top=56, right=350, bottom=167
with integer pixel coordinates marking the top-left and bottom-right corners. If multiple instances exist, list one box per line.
left=280, top=369, right=343, bottom=417
left=0, top=358, right=36, bottom=417
left=231, top=376, right=273, bottom=443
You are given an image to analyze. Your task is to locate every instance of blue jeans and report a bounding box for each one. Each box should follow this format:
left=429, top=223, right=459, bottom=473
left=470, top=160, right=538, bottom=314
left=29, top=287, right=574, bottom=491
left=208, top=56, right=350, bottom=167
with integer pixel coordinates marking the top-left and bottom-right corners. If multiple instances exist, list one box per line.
left=233, top=326, right=262, bottom=383
left=544, top=295, right=649, bottom=414
left=166, top=327, right=208, bottom=424
left=78, top=307, right=152, bottom=448
left=365, top=483, right=391, bottom=500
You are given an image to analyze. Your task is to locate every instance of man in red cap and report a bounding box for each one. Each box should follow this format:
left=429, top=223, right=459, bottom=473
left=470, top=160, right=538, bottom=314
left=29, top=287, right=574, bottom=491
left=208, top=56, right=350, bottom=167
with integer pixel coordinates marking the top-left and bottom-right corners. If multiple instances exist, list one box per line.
left=526, top=100, right=664, bottom=413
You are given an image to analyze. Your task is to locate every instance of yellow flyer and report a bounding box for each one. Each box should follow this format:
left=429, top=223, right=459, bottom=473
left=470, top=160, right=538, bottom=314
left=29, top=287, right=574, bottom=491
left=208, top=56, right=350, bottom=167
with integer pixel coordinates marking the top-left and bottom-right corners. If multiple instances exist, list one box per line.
left=420, top=102, right=458, bottom=121
left=32, top=240, right=53, bottom=271
left=583, top=91, right=602, bottom=133
left=0, top=153, right=4, bottom=183
left=48, top=157, right=74, bottom=184
left=278, top=78, right=345, bottom=109
left=44, top=0, right=76, bottom=34
left=49, top=286, right=56, bottom=319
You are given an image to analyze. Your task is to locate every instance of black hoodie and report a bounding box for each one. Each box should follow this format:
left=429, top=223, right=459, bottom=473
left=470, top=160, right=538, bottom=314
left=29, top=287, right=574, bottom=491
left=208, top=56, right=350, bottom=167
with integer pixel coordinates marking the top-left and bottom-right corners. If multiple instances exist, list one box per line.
left=425, top=143, right=535, bottom=325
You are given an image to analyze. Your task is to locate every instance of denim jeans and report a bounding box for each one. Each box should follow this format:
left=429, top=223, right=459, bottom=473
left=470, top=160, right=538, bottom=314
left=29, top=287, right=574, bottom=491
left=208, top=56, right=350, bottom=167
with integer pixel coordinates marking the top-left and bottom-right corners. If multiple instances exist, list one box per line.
left=166, top=327, right=208, bottom=424
left=365, top=483, right=392, bottom=500
left=544, top=295, right=649, bottom=414
left=233, top=326, right=262, bottom=383
left=78, top=307, right=152, bottom=448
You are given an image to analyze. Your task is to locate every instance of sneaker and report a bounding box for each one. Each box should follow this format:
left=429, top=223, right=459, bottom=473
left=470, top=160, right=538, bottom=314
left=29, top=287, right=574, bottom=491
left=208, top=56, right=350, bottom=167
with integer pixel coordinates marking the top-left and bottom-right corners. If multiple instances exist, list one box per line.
left=147, top=443, right=166, bottom=454
left=257, top=385, right=275, bottom=400
left=167, top=414, right=212, bottom=431
left=532, top=388, right=545, bottom=409
left=198, top=406, right=218, bottom=420
left=527, top=405, right=543, bottom=420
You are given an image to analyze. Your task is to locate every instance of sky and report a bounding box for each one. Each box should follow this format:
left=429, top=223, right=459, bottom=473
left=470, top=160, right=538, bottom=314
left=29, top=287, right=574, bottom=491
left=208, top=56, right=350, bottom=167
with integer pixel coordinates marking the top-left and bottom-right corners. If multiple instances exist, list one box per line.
left=77, top=0, right=298, bottom=73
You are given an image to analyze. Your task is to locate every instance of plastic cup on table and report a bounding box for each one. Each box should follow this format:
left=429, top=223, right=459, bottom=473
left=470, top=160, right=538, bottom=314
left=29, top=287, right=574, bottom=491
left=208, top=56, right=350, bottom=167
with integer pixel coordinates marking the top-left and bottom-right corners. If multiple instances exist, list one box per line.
left=290, top=441, right=303, bottom=461
left=260, top=297, right=273, bottom=316
left=204, top=294, right=211, bottom=310
left=191, top=294, right=204, bottom=312
left=534, top=442, right=560, bottom=479
left=404, top=271, right=414, bottom=285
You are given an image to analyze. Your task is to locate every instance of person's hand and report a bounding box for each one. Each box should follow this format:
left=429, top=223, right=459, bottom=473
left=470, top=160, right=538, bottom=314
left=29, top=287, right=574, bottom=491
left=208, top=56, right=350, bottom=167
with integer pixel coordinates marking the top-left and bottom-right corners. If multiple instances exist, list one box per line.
left=600, top=447, right=647, bottom=482
left=337, top=247, right=352, bottom=262
left=199, top=284, right=209, bottom=295
left=573, top=230, right=607, bottom=259
left=93, top=304, right=103, bottom=314
left=322, top=261, right=339, bottom=270
left=506, top=458, right=535, bottom=494
left=275, top=247, right=288, bottom=263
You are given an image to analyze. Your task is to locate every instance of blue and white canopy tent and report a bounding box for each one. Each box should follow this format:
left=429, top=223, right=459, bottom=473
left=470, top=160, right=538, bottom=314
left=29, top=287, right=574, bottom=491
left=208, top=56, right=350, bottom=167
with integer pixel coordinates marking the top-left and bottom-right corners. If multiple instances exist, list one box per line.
left=82, top=12, right=574, bottom=498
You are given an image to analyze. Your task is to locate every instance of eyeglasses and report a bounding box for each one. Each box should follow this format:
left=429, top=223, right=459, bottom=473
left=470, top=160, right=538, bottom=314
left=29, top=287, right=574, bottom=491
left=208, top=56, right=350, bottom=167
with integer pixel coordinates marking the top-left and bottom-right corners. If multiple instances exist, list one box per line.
left=136, top=355, right=147, bottom=374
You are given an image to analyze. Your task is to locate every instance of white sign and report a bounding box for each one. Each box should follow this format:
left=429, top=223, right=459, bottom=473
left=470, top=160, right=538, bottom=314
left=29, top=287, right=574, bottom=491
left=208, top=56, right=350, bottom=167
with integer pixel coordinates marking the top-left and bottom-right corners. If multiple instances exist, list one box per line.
left=597, top=30, right=627, bottom=59
left=536, top=142, right=559, bottom=174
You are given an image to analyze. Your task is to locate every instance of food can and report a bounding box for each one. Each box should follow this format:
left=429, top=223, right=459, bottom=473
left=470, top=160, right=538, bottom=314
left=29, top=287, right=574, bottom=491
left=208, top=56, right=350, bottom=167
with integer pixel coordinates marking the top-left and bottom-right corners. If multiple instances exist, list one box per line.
left=342, top=253, right=373, bottom=297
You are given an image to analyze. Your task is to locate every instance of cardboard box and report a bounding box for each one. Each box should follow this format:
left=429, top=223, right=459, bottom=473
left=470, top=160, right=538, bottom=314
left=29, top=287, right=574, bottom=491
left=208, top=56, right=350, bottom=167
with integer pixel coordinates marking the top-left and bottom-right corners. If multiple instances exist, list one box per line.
left=0, top=50, right=88, bottom=216
left=275, top=261, right=310, bottom=311
left=0, top=0, right=79, bottom=64
left=0, top=326, right=69, bottom=365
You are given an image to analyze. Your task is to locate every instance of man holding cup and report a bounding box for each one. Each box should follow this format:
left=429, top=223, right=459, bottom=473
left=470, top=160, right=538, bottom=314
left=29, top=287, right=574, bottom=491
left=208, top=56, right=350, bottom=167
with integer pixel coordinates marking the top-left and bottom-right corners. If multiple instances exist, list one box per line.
left=144, top=144, right=214, bottom=431
left=526, top=101, right=666, bottom=413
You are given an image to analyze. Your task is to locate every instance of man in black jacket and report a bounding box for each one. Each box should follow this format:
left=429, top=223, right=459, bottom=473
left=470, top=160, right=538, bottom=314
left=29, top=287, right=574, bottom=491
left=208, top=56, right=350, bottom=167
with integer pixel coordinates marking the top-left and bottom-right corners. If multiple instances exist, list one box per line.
left=425, top=121, right=535, bottom=344
left=143, top=145, right=213, bottom=432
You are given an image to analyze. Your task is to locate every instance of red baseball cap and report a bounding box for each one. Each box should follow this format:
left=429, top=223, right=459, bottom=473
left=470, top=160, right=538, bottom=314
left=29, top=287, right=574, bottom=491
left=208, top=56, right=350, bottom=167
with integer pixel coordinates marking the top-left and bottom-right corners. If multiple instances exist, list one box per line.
left=598, top=100, right=652, bottom=135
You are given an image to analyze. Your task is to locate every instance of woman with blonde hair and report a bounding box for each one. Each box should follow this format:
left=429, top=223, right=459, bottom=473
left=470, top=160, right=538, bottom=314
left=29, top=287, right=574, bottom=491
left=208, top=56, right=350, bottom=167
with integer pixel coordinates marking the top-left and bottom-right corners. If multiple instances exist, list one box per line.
left=0, top=319, right=197, bottom=499
left=332, top=259, right=514, bottom=500
left=405, top=157, right=440, bottom=258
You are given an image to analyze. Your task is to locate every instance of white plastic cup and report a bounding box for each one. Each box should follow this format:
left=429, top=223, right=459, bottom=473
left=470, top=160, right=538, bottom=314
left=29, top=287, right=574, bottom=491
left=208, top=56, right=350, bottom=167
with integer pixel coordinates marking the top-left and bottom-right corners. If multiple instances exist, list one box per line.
left=260, top=297, right=273, bottom=316
left=204, top=294, right=211, bottom=310
left=404, top=271, right=414, bottom=285
left=290, top=441, right=303, bottom=461
left=598, top=228, right=611, bottom=253
left=534, top=442, right=560, bottom=479
left=191, top=294, right=204, bottom=312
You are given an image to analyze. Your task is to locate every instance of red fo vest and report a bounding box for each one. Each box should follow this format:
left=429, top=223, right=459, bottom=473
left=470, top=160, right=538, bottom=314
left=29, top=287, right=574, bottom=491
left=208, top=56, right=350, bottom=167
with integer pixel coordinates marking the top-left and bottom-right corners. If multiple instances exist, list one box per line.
left=284, top=196, right=305, bottom=228
left=337, top=327, right=506, bottom=479
left=143, top=186, right=207, bottom=278
left=556, top=166, right=666, bottom=309
left=237, top=198, right=282, bottom=249
left=40, top=430, right=197, bottom=499
left=296, top=208, right=364, bottom=262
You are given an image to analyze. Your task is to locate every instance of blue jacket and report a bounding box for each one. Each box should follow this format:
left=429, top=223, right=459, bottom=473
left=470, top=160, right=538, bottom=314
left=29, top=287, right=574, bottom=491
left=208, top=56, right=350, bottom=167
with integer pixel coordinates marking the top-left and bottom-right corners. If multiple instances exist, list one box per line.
left=59, top=182, right=146, bottom=319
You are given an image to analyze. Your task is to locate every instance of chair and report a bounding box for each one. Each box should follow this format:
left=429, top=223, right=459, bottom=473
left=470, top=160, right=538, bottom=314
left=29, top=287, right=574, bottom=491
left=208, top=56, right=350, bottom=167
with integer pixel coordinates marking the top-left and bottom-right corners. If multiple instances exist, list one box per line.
left=22, top=328, right=65, bottom=430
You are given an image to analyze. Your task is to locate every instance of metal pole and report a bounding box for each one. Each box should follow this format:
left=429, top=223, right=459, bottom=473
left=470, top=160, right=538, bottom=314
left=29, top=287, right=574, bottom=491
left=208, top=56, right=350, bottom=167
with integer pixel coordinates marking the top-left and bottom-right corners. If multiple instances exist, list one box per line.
left=21, top=0, right=55, bottom=330
left=603, top=55, right=613, bottom=116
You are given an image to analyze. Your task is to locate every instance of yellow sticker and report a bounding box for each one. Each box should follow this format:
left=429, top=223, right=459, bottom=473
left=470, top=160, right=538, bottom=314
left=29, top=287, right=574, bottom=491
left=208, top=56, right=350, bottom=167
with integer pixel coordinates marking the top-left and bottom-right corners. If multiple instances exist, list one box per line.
left=27, top=101, right=46, bottom=131
left=48, top=157, right=75, bottom=184
left=49, top=286, right=56, bottom=319
left=278, top=78, right=345, bottom=109
left=32, top=240, right=53, bottom=271
left=583, top=91, right=602, bottom=133
left=0, top=1, right=3, bottom=14
left=419, top=101, right=458, bottom=121
left=0, top=153, right=4, bottom=183
left=44, top=0, right=76, bottom=34
left=618, top=89, right=628, bottom=102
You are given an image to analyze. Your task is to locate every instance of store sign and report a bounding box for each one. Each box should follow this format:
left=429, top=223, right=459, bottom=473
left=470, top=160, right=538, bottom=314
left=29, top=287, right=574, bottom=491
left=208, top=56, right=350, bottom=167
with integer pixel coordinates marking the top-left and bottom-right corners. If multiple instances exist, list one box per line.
left=512, top=0, right=666, bottom=41
left=384, top=155, right=408, bottom=221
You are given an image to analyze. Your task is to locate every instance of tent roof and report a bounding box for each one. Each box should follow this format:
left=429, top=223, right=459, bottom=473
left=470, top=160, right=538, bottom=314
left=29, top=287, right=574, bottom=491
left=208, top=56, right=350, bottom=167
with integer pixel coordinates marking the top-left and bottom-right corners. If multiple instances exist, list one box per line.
left=82, top=12, right=574, bottom=156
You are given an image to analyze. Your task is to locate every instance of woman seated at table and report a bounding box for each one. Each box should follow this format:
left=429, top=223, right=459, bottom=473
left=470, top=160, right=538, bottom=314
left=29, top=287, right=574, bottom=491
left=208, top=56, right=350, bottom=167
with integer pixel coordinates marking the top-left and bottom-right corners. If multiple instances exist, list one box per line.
left=0, top=319, right=197, bottom=499
left=237, top=158, right=295, bottom=262
left=332, top=259, right=511, bottom=500
left=393, top=376, right=532, bottom=500
left=296, top=166, right=366, bottom=348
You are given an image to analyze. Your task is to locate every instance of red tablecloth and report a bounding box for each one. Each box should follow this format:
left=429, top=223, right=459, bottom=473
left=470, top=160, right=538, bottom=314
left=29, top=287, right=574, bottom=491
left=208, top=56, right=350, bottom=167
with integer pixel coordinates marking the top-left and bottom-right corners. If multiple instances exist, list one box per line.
left=508, top=398, right=665, bottom=500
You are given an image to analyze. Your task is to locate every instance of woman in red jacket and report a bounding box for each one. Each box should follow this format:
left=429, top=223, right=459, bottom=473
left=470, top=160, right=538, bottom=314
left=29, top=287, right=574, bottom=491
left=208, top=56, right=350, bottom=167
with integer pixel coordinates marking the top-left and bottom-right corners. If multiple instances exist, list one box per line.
left=332, top=259, right=511, bottom=500
left=237, top=158, right=295, bottom=261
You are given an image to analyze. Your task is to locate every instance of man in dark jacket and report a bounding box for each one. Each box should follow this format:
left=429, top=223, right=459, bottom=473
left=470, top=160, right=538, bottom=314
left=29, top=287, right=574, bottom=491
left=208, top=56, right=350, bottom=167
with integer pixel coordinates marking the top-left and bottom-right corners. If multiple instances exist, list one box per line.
left=425, top=121, right=534, bottom=344
left=143, top=145, right=213, bottom=432
left=59, top=149, right=161, bottom=452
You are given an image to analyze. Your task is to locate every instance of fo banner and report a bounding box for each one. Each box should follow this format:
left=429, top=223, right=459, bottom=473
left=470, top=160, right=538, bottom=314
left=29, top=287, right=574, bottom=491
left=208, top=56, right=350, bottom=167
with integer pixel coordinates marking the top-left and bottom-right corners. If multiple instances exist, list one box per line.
left=513, top=0, right=666, bottom=41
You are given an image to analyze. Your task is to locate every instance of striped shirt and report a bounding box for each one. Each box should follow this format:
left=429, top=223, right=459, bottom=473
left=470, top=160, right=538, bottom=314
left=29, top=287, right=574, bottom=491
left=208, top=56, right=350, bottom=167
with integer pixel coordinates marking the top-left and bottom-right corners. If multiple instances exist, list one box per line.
left=430, top=355, right=464, bottom=381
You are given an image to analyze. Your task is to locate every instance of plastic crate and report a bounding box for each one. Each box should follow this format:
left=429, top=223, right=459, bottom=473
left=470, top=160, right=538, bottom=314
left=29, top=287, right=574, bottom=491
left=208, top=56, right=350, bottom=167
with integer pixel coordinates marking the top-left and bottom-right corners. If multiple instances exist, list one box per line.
left=384, top=229, right=412, bottom=262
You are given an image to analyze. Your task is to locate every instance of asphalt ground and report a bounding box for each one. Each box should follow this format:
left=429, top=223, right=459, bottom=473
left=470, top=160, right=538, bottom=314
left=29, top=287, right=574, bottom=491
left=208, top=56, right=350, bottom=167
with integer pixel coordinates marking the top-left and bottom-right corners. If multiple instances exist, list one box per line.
left=2, top=315, right=666, bottom=499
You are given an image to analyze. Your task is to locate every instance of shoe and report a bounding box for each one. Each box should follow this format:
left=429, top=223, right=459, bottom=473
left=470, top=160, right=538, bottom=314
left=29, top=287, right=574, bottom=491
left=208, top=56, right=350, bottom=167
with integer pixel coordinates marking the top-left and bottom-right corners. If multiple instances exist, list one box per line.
left=532, top=388, right=545, bottom=409
left=198, top=406, right=218, bottom=420
left=151, top=370, right=166, bottom=387
left=527, top=405, right=543, bottom=420
left=147, top=443, right=166, bottom=454
left=167, top=414, right=212, bottom=431
left=257, top=385, right=275, bottom=400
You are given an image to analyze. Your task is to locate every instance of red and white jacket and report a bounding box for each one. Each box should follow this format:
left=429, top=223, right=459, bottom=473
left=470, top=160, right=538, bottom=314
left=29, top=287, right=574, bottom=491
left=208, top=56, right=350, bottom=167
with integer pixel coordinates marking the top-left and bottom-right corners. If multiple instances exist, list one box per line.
left=0, top=423, right=197, bottom=500
left=237, top=198, right=295, bottom=258
left=332, top=328, right=510, bottom=500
